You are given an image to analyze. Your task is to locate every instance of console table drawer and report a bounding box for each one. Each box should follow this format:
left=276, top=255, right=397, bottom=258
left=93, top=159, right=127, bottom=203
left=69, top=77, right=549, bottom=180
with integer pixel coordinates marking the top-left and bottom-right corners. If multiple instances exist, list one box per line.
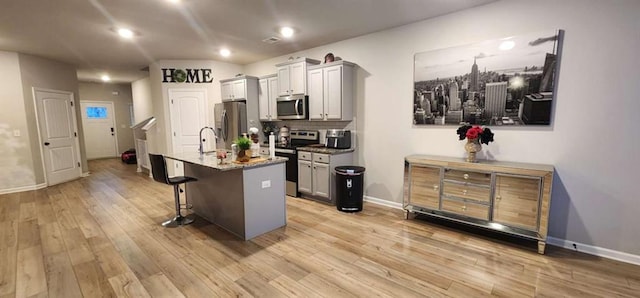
left=442, top=182, right=490, bottom=203
left=441, top=199, right=489, bottom=220
left=444, top=169, right=491, bottom=186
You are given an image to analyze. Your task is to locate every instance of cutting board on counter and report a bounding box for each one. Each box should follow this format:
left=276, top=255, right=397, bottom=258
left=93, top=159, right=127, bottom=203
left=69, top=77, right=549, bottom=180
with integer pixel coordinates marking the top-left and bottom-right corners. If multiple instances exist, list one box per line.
left=232, top=157, right=268, bottom=165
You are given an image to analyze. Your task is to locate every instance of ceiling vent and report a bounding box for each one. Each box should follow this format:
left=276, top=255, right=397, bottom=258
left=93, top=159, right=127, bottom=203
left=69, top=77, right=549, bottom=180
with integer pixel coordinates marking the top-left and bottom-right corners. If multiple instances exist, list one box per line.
left=262, top=36, right=280, bottom=44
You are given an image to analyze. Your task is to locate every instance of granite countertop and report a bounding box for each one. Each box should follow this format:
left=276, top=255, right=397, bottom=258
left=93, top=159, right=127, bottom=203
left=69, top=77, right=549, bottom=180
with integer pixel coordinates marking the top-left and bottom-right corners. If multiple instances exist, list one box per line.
left=164, top=152, right=287, bottom=171
left=296, top=146, right=355, bottom=154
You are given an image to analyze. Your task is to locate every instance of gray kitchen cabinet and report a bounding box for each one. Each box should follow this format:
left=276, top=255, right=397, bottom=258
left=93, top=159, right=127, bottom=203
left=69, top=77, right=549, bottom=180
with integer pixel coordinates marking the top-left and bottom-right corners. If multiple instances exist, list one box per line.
left=298, top=150, right=353, bottom=204
left=220, top=76, right=258, bottom=101
left=298, top=159, right=312, bottom=194
left=258, top=74, right=278, bottom=121
left=276, top=58, right=320, bottom=96
left=313, top=162, right=330, bottom=198
left=308, top=61, right=355, bottom=121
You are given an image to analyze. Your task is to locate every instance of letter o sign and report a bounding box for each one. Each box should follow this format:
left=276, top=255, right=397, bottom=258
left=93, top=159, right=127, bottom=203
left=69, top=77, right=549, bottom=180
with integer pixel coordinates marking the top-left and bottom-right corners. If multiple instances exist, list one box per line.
left=172, top=69, right=187, bottom=83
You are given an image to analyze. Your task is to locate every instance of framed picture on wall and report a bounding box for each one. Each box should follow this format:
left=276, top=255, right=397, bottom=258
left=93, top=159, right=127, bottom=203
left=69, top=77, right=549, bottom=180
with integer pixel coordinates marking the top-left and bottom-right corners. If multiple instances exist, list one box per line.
left=413, top=29, right=563, bottom=126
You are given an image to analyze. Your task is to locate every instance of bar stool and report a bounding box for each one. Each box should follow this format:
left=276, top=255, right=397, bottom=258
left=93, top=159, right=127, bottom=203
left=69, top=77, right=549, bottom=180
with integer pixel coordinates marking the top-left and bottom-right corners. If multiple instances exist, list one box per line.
left=149, top=154, right=197, bottom=227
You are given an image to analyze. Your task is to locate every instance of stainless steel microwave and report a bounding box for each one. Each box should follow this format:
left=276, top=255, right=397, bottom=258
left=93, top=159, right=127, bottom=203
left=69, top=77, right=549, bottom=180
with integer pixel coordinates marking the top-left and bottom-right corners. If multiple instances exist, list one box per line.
left=276, top=94, right=308, bottom=120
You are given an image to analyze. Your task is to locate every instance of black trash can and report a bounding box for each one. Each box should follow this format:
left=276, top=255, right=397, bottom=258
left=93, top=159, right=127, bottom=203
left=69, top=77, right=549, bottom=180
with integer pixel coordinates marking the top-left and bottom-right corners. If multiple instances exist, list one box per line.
left=334, top=166, right=366, bottom=212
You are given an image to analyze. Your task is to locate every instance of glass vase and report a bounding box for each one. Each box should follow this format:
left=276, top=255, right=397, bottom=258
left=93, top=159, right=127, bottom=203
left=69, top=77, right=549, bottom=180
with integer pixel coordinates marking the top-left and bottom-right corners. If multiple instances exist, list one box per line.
left=464, top=137, right=482, bottom=163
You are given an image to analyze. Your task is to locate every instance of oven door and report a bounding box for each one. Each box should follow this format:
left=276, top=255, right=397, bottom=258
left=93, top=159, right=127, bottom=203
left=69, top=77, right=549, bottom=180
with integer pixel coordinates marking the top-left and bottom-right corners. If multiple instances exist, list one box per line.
left=274, top=148, right=298, bottom=196
left=276, top=95, right=307, bottom=120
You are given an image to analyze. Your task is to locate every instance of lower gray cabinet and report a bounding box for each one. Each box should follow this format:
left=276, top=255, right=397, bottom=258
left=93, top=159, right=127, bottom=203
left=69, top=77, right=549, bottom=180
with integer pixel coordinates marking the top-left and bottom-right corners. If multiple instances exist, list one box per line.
left=297, top=151, right=354, bottom=204
left=298, top=160, right=312, bottom=194
left=313, top=162, right=330, bottom=198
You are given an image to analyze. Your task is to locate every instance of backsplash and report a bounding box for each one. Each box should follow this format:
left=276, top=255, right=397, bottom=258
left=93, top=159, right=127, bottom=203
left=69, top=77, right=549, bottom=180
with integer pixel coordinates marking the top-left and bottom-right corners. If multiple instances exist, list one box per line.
left=262, top=120, right=356, bottom=146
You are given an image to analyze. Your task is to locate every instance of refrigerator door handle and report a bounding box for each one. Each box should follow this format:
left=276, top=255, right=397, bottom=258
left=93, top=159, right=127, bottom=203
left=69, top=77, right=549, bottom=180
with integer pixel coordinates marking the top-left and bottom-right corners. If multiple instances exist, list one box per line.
left=221, top=110, right=228, bottom=141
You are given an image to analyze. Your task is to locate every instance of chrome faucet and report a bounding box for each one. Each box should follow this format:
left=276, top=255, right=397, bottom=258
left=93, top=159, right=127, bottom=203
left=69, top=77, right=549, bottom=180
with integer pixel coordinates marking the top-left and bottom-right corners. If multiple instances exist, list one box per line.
left=199, top=126, right=217, bottom=155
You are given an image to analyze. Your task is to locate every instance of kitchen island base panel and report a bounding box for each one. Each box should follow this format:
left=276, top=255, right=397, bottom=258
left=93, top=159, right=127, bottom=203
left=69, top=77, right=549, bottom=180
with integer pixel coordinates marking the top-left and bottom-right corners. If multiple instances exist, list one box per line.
left=243, top=163, right=287, bottom=240
left=184, top=162, right=286, bottom=240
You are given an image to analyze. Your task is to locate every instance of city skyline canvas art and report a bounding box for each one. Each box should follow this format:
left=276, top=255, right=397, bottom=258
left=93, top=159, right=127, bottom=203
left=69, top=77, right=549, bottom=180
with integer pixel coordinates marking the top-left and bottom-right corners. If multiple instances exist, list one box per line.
left=413, top=29, right=562, bottom=126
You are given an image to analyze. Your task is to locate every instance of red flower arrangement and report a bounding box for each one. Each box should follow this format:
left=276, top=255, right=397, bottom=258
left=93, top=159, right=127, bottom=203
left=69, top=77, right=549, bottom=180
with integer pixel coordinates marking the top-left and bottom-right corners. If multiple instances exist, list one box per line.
left=457, top=125, right=494, bottom=145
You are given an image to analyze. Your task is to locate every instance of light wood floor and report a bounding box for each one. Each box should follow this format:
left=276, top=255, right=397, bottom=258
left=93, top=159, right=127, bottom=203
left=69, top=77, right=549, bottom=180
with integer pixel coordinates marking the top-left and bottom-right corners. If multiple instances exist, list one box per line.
left=1, top=159, right=639, bottom=298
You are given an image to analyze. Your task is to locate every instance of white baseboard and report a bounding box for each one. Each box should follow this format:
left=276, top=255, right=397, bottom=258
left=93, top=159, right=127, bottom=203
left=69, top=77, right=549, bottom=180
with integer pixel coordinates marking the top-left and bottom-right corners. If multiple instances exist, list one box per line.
left=363, top=195, right=403, bottom=209
left=82, top=172, right=91, bottom=177
left=0, top=183, right=47, bottom=195
left=363, top=196, right=640, bottom=266
left=547, top=236, right=640, bottom=266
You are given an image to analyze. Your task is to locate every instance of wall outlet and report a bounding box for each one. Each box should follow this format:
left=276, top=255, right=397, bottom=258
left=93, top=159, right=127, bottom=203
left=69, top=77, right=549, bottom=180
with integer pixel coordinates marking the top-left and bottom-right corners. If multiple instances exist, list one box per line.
left=13, top=129, right=20, bottom=137
left=261, top=180, right=271, bottom=188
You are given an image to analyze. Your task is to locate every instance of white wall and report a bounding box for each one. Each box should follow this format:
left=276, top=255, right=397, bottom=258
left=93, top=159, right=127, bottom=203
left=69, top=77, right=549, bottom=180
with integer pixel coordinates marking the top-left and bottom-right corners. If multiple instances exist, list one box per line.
left=245, top=0, right=640, bottom=256
left=131, top=77, right=152, bottom=124
left=0, top=51, right=35, bottom=191
left=147, top=60, right=243, bottom=155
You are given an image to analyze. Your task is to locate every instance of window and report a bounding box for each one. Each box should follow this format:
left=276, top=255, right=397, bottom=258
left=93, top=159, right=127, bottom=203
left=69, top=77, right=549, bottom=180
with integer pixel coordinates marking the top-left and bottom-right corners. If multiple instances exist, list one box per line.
left=86, top=106, right=107, bottom=119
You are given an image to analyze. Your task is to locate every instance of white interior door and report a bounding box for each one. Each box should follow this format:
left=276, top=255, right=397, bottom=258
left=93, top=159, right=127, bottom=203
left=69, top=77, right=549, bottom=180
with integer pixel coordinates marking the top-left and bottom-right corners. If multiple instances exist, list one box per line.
left=169, top=89, right=207, bottom=176
left=80, top=101, right=118, bottom=159
left=34, top=89, right=82, bottom=185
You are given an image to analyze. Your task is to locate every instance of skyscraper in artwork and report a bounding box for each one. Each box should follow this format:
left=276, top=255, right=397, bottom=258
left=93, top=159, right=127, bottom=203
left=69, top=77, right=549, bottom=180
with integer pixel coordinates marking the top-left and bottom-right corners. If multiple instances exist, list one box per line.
left=484, top=82, right=508, bottom=119
left=449, top=80, right=461, bottom=111
left=470, top=57, right=479, bottom=92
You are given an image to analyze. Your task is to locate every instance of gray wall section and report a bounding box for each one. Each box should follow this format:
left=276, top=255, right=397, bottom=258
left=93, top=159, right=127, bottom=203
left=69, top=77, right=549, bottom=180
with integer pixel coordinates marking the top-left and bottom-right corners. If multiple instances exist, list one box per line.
left=78, top=82, right=135, bottom=153
left=0, top=51, right=34, bottom=189
left=18, top=53, right=86, bottom=181
left=131, top=77, right=153, bottom=123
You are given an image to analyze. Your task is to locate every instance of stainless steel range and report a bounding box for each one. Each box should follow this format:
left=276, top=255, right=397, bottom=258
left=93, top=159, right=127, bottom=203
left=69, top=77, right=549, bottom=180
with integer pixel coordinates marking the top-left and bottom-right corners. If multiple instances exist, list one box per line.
left=274, top=130, right=319, bottom=196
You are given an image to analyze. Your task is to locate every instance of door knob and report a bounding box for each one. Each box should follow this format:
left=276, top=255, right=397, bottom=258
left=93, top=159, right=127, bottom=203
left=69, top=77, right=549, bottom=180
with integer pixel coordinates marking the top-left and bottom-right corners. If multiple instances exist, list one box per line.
left=44, top=142, right=50, bottom=146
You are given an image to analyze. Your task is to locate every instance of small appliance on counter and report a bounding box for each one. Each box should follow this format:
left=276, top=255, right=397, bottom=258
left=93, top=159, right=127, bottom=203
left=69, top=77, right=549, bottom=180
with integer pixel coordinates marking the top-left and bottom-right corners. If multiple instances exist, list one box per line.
left=279, top=126, right=290, bottom=147
left=325, top=129, right=351, bottom=149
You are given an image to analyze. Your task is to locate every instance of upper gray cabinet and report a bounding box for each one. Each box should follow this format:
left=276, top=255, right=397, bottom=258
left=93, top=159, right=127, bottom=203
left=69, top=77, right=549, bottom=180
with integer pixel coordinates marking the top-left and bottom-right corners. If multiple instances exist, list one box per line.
left=258, top=74, right=278, bottom=121
left=307, top=61, right=356, bottom=121
left=275, top=58, right=320, bottom=96
left=220, top=76, right=258, bottom=101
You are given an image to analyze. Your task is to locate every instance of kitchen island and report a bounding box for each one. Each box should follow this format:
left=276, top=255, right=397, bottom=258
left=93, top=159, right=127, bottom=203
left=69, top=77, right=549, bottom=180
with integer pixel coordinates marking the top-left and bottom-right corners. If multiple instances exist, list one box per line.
left=164, top=152, right=288, bottom=240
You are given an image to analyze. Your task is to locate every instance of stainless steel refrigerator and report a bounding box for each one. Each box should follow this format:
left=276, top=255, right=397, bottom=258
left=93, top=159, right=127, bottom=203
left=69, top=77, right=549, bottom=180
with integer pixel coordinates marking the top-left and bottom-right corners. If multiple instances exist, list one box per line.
left=214, top=102, right=247, bottom=150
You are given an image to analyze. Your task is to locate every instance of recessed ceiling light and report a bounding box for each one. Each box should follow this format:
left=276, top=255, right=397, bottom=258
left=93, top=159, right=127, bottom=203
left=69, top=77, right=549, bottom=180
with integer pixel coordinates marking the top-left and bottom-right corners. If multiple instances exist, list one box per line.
left=167, top=0, right=180, bottom=3
left=117, top=28, right=134, bottom=39
left=219, top=48, right=231, bottom=57
left=280, top=27, right=294, bottom=38
left=499, top=40, right=515, bottom=51
left=101, top=75, right=111, bottom=82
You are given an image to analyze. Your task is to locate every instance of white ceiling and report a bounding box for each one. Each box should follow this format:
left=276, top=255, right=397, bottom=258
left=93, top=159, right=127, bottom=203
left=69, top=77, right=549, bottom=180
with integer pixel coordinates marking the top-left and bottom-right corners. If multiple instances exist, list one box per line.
left=0, top=0, right=496, bottom=83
